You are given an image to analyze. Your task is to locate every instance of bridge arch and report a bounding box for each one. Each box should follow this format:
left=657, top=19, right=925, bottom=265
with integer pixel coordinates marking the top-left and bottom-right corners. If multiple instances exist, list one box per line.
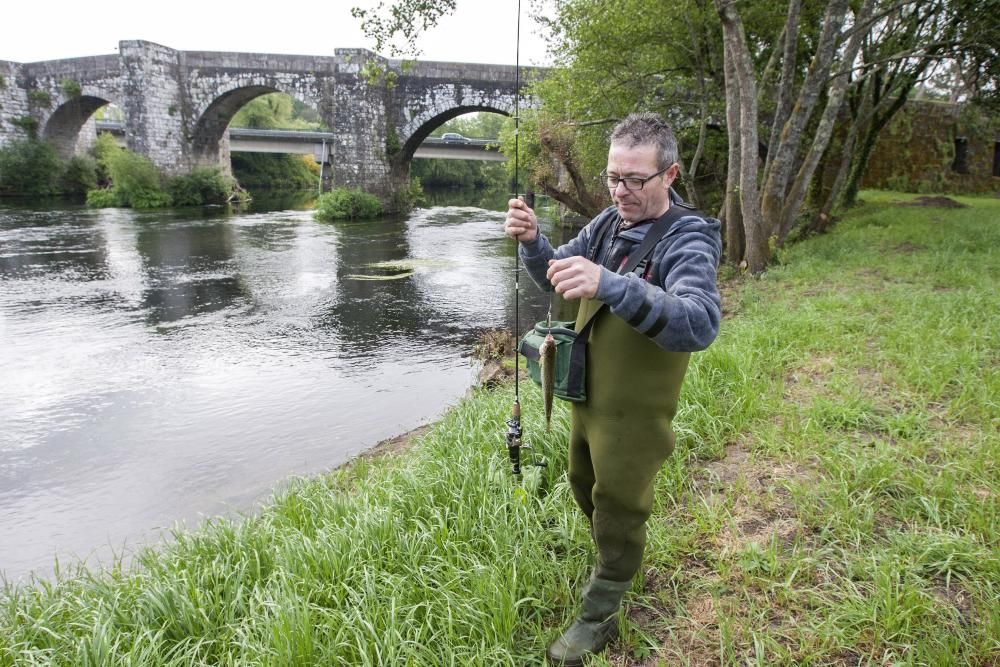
left=399, top=105, right=509, bottom=163
left=42, top=95, right=117, bottom=159
left=189, top=85, right=328, bottom=167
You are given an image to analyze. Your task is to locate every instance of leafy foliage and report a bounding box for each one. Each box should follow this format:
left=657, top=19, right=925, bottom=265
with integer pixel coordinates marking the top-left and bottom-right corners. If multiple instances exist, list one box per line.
left=60, top=79, right=82, bottom=98
left=85, top=138, right=171, bottom=208
left=167, top=167, right=236, bottom=206
left=104, top=148, right=171, bottom=208
left=389, top=177, right=426, bottom=213
left=10, top=116, right=39, bottom=138
left=230, top=93, right=327, bottom=131
left=0, top=139, right=61, bottom=196
left=314, top=188, right=383, bottom=220
left=231, top=154, right=319, bottom=191
left=351, top=0, right=457, bottom=56
left=28, top=89, right=52, bottom=106
left=59, top=155, right=98, bottom=195
left=84, top=187, right=118, bottom=208
left=92, top=132, right=122, bottom=186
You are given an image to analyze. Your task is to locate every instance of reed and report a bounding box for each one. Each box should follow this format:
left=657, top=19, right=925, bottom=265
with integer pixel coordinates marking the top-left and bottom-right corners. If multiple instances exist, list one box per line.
left=2, top=191, right=997, bottom=665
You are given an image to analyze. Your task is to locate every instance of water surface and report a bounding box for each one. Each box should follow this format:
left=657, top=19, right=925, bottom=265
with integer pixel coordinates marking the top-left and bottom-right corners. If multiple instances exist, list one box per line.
left=0, top=199, right=562, bottom=582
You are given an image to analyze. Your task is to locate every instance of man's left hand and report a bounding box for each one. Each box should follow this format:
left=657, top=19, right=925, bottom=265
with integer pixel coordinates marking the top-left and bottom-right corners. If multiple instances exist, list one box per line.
left=547, top=257, right=601, bottom=300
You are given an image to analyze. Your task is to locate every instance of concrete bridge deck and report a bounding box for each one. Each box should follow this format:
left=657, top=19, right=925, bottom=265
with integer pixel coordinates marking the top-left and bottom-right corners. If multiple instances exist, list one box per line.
left=94, top=121, right=507, bottom=162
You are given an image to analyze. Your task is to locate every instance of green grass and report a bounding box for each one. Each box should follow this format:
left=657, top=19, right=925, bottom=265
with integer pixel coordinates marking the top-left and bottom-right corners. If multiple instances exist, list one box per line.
left=2, top=191, right=998, bottom=665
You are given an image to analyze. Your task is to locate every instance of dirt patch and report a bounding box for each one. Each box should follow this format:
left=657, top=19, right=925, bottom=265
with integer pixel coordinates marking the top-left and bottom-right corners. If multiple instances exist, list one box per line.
left=932, top=582, right=975, bottom=626
left=336, top=423, right=434, bottom=469
left=898, top=195, right=967, bottom=209
left=783, top=355, right=837, bottom=404
left=893, top=241, right=926, bottom=253
left=718, top=276, right=743, bottom=319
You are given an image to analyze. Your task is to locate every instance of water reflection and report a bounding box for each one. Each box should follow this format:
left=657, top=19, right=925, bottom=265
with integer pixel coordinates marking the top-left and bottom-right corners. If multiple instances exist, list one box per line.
left=133, top=213, right=249, bottom=324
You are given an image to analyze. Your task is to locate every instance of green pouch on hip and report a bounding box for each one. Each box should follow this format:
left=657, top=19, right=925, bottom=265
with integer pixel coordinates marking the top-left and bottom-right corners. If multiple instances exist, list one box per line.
left=518, top=320, right=587, bottom=402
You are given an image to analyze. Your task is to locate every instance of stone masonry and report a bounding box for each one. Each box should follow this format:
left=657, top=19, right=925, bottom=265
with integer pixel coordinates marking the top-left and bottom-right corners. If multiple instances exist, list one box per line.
left=0, top=41, right=540, bottom=202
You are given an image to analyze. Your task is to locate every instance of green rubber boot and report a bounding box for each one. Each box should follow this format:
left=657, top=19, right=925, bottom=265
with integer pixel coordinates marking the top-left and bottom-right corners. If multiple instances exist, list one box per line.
left=546, top=577, right=631, bottom=666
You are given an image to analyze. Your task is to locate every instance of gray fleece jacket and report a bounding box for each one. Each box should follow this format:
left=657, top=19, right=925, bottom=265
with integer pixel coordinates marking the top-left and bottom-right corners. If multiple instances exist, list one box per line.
left=519, top=202, right=722, bottom=352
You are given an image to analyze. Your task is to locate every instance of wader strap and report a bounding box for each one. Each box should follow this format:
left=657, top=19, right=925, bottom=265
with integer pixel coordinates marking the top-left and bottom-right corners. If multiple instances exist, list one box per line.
left=576, top=203, right=699, bottom=339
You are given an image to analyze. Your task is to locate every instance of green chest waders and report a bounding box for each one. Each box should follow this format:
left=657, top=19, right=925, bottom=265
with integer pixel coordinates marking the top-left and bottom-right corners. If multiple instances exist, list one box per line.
left=568, top=297, right=690, bottom=582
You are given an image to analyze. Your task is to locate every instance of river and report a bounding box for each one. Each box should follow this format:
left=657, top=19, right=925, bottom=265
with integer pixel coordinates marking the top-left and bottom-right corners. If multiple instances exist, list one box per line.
left=0, top=192, right=568, bottom=583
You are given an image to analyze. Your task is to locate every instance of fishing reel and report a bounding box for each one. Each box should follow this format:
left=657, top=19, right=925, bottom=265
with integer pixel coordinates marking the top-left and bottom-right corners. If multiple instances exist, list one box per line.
left=505, top=402, right=547, bottom=476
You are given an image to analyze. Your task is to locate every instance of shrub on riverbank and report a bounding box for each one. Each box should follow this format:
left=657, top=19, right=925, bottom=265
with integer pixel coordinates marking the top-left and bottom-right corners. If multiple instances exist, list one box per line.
left=1, top=192, right=997, bottom=664
left=314, top=187, right=383, bottom=220
left=168, top=167, right=237, bottom=206
left=87, top=136, right=242, bottom=209
left=57, top=155, right=98, bottom=195
left=0, top=139, right=62, bottom=196
left=90, top=147, right=172, bottom=209
left=0, top=139, right=100, bottom=198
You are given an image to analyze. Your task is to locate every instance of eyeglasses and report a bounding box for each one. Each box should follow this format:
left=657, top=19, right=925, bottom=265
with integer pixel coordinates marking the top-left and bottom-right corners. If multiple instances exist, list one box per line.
left=600, top=166, right=669, bottom=191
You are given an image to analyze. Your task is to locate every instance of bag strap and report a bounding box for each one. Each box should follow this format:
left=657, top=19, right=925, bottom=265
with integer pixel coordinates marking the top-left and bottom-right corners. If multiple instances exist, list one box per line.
left=576, top=203, right=694, bottom=337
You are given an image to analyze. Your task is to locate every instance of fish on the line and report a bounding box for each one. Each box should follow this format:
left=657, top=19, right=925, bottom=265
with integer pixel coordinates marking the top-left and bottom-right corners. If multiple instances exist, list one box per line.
left=539, top=332, right=556, bottom=431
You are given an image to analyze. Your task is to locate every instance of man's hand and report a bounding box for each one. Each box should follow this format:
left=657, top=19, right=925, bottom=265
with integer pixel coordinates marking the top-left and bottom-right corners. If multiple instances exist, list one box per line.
left=547, top=256, right=601, bottom=300
left=504, top=198, right=538, bottom=243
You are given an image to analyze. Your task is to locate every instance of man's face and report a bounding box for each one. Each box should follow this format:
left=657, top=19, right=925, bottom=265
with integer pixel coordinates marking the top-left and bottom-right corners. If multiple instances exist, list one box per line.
left=606, top=142, right=677, bottom=223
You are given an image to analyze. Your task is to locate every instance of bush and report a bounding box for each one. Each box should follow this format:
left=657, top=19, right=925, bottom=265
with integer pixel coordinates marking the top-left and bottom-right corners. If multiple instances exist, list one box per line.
left=0, top=139, right=61, bottom=196
left=92, top=132, right=121, bottom=186
left=126, top=186, right=173, bottom=209
left=85, top=187, right=119, bottom=208
left=168, top=167, right=234, bottom=206
left=315, top=188, right=383, bottom=220
left=97, top=146, right=172, bottom=209
left=390, top=177, right=426, bottom=213
left=59, top=155, right=98, bottom=195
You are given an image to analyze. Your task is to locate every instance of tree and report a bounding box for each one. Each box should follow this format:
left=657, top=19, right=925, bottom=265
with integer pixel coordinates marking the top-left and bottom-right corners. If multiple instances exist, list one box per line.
left=351, top=0, right=457, bottom=57
left=528, top=0, right=727, bottom=213
left=355, top=0, right=997, bottom=272
left=230, top=93, right=327, bottom=131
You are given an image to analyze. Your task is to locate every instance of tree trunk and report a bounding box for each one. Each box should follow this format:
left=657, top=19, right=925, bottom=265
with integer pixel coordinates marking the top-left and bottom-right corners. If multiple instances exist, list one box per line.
left=777, top=0, right=875, bottom=242
left=721, top=35, right=745, bottom=264
left=717, top=0, right=766, bottom=273
left=841, top=77, right=912, bottom=206
left=682, top=94, right=708, bottom=209
left=763, top=0, right=801, bottom=185
left=759, top=0, right=850, bottom=233
left=537, top=128, right=607, bottom=218
left=810, top=97, right=864, bottom=234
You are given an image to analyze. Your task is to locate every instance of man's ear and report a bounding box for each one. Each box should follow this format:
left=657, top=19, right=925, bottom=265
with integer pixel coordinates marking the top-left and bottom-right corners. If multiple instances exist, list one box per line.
left=663, top=163, right=680, bottom=189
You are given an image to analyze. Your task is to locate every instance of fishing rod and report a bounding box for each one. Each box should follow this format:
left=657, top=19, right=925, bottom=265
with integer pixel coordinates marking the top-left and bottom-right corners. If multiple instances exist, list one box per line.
left=505, top=0, right=526, bottom=475
left=504, top=0, right=546, bottom=477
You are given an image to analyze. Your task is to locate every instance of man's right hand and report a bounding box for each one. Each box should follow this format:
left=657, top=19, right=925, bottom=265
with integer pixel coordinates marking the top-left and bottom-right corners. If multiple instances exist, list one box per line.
left=504, top=198, right=538, bottom=244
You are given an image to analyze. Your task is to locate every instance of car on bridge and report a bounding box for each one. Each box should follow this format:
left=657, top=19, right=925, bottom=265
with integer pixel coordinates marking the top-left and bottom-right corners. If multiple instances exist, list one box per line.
left=441, top=132, right=471, bottom=144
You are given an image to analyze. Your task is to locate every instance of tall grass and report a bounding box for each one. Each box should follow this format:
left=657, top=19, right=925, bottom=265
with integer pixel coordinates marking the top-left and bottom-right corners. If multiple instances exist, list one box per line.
left=2, top=191, right=997, bottom=665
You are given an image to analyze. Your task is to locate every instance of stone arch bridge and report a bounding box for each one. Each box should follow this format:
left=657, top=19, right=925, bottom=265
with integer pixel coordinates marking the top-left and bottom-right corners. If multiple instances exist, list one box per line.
left=0, top=41, right=543, bottom=201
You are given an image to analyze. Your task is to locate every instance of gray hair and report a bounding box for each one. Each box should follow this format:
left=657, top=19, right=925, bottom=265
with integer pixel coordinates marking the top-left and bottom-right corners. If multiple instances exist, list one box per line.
left=609, top=112, right=678, bottom=169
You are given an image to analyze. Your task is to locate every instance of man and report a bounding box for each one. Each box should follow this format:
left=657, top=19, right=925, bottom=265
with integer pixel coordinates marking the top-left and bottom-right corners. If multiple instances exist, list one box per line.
left=504, top=112, right=722, bottom=665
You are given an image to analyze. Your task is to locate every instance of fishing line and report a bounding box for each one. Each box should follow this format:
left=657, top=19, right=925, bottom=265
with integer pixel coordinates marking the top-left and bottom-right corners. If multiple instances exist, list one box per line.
left=512, top=0, right=522, bottom=405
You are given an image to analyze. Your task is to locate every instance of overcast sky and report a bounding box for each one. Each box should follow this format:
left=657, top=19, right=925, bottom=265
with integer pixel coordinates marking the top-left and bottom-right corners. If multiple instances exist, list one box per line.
left=2, top=0, right=553, bottom=67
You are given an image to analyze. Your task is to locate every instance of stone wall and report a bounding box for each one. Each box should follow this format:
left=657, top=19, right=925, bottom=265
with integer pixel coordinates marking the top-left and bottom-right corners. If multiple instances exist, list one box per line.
left=0, top=60, right=33, bottom=143
left=862, top=100, right=1000, bottom=195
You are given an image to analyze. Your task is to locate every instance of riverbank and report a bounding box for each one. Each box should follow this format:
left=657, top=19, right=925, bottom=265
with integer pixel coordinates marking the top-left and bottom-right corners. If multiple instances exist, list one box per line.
left=2, top=191, right=997, bottom=665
